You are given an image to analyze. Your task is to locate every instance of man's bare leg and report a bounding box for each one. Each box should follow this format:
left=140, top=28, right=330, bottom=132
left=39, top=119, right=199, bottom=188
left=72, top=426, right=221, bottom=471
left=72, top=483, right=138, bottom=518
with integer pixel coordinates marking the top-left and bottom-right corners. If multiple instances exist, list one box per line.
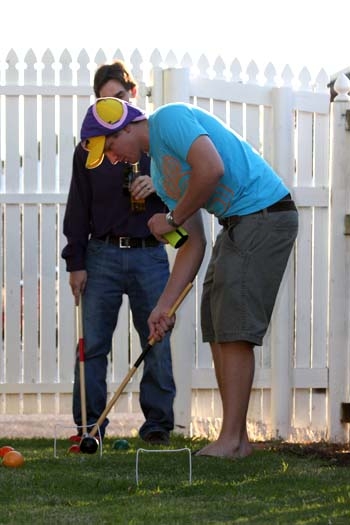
left=196, top=341, right=255, bottom=458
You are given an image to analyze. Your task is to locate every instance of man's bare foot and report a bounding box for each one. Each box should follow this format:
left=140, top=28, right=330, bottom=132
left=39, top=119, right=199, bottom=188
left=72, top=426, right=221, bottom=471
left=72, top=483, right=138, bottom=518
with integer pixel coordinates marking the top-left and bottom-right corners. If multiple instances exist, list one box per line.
left=194, top=439, right=253, bottom=459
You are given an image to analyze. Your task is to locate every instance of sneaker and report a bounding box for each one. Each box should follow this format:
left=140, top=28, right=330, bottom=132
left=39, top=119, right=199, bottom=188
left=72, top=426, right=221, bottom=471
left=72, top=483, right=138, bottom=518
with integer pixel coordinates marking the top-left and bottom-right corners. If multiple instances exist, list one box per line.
left=69, top=433, right=101, bottom=443
left=142, top=431, right=170, bottom=446
left=69, top=434, right=82, bottom=443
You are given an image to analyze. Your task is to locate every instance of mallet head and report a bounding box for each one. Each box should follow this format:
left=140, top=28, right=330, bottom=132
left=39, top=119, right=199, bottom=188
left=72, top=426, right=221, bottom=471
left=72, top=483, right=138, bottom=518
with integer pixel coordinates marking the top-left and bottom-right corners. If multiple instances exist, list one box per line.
left=79, top=435, right=99, bottom=454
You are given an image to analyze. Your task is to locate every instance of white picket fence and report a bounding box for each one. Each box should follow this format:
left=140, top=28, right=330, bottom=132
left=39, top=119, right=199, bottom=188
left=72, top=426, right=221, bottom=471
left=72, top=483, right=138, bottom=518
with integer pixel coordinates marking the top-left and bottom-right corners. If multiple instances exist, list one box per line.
left=0, top=48, right=350, bottom=443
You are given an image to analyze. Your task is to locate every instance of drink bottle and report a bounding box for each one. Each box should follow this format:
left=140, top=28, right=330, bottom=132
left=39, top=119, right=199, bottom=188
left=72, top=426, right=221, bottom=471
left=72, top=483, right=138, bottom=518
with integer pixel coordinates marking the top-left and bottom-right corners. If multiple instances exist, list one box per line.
left=130, top=163, right=146, bottom=212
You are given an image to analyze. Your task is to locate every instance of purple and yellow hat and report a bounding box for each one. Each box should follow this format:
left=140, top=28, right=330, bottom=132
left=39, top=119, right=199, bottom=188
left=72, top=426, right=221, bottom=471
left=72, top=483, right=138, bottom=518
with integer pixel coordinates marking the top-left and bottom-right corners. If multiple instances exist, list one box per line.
left=80, top=97, right=146, bottom=169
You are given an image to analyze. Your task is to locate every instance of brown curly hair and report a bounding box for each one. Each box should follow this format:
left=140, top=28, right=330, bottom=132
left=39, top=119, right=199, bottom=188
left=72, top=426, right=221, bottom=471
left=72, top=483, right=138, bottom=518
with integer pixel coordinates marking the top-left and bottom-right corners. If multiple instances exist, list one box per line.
left=93, top=60, right=137, bottom=98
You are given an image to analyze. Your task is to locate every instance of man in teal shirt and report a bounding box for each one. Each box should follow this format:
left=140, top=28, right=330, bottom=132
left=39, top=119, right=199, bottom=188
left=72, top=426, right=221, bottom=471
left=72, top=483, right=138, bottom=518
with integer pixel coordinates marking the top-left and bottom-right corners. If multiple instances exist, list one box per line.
left=80, top=97, right=298, bottom=458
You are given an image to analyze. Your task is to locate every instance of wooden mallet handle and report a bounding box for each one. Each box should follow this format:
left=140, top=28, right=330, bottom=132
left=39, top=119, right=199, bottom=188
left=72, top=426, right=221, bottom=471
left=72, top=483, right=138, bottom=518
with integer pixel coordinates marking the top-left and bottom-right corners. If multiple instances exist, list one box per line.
left=77, top=300, right=88, bottom=436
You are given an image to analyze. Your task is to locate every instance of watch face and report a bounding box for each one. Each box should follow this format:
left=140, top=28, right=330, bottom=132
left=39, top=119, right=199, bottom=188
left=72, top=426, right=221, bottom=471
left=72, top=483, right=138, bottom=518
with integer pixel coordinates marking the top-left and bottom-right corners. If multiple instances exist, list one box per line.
left=166, top=211, right=176, bottom=227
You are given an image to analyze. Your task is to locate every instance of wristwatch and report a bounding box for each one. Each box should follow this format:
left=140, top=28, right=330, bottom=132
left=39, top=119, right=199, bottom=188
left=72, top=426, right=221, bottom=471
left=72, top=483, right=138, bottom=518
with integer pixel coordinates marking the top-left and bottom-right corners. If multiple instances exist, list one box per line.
left=166, top=210, right=181, bottom=228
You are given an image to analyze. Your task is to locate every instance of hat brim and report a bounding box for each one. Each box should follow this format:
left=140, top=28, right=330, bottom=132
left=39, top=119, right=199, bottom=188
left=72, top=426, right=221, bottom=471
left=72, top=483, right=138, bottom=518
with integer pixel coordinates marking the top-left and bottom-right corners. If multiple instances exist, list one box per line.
left=85, top=136, right=106, bottom=169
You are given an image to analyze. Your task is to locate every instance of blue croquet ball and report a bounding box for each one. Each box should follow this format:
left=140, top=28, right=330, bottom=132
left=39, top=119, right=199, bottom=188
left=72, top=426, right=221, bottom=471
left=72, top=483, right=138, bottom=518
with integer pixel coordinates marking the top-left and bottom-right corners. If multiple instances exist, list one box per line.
left=112, top=439, right=130, bottom=450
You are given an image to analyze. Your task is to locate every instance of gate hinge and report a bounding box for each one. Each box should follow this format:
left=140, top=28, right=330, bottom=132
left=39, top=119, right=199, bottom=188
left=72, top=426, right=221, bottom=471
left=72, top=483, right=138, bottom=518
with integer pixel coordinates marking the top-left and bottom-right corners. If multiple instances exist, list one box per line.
left=345, top=215, right=350, bottom=235
left=138, top=83, right=152, bottom=98
left=341, top=402, right=350, bottom=423
left=346, top=109, right=350, bottom=131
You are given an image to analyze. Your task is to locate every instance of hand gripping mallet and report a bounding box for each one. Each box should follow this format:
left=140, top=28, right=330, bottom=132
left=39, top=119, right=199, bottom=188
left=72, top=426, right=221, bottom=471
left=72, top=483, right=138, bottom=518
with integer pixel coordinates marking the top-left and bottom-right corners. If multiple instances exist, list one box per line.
left=77, top=300, right=100, bottom=454
left=80, top=282, right=193, bottom=451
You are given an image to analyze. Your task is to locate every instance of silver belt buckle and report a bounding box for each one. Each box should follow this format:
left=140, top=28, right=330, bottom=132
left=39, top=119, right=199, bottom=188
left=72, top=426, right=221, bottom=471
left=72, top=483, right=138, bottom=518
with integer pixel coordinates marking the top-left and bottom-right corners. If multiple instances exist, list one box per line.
left=119, top=237, right=131, bottom=248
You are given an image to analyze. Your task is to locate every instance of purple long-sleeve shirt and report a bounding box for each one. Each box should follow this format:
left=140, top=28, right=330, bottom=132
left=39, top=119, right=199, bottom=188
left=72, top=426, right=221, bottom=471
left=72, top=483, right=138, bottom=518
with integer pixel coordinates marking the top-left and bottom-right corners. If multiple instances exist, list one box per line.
left=61, top=144, right=167, bottom=272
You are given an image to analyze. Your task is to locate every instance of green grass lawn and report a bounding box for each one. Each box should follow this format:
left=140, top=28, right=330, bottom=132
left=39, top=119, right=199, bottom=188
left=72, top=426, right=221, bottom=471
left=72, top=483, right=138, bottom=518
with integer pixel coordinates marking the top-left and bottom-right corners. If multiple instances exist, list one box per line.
left=0, top=435, right=350, bottom=524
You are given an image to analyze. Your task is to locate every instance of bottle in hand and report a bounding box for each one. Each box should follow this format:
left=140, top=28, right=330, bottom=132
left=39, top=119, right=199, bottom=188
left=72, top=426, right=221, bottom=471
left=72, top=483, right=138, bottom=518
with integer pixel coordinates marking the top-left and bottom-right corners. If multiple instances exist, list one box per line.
left=130, top=163, right=146, bottom=212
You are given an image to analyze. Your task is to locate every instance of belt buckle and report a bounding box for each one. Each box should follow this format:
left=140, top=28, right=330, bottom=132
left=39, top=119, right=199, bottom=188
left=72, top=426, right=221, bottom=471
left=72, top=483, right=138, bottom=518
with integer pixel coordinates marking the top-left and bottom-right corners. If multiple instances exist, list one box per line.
left=119, top=237, right=131, bottom=248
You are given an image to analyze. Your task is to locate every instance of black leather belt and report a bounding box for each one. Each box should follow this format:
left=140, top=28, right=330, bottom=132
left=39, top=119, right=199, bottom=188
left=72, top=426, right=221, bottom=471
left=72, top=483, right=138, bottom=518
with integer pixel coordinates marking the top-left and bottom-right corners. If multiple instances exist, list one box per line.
left=219, top=194, right=297, bottom=229
left=94, top=234, right=160, bottom=248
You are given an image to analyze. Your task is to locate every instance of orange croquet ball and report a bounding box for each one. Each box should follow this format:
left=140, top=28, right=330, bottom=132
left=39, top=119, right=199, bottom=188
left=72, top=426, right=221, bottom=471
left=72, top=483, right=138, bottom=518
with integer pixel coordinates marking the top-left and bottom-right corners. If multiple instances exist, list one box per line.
left=0, top=446, right=15, bottom=457
left=2, top=450, right=25, bottom=468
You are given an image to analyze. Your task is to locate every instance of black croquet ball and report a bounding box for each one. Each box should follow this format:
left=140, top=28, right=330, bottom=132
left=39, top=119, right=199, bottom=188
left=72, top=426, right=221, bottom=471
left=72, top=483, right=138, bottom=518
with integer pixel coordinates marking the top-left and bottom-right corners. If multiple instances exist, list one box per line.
left=79, top=436, right=99, bottom=454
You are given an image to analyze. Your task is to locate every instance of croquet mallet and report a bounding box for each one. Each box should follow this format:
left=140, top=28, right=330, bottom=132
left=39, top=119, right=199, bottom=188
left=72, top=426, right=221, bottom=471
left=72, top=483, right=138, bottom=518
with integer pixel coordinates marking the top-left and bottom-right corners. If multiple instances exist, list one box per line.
left=76, top=299, right=100, bottom=454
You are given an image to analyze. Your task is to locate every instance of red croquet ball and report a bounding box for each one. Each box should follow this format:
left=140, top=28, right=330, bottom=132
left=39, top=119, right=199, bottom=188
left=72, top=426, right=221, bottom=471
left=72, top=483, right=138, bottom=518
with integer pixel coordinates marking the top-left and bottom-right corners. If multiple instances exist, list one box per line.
left=2, top=450, right=25, bottom=468
left=0, top=446, right=15, bottom=458
left=68, top=444, right=81, bottom=454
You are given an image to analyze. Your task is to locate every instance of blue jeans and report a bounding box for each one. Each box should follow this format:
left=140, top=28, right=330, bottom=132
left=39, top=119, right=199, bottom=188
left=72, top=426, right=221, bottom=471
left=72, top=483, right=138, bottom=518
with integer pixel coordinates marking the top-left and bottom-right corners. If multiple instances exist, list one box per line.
left=73, top=238, right=176, bottom=439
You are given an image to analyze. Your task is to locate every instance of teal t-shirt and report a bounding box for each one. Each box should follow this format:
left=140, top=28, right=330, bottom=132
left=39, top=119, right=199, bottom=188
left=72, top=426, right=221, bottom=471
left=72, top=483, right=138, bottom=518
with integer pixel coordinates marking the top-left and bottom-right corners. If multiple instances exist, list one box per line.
left=148, top=103, right=289, bottom=219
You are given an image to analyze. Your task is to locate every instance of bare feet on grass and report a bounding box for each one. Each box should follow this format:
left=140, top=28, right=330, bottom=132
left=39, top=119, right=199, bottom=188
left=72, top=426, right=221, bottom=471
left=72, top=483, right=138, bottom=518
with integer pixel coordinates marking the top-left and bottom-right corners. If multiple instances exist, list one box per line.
left=194, top=438, right=253, bottom=459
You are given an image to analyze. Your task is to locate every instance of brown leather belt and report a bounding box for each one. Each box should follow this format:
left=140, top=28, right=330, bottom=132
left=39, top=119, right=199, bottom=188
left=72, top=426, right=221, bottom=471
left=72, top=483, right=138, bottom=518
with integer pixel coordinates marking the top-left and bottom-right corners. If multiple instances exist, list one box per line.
left=94, top=234, right=160, bottom=248
left=219, top=194, right=297, bottom=229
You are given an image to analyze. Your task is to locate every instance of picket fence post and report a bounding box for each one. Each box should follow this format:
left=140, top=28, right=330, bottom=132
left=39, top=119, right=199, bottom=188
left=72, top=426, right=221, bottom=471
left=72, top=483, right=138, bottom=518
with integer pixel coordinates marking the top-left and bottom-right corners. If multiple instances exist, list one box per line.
left=328, top=73, right=350, bottom=442
left=269, top=86, right=295, bottom=439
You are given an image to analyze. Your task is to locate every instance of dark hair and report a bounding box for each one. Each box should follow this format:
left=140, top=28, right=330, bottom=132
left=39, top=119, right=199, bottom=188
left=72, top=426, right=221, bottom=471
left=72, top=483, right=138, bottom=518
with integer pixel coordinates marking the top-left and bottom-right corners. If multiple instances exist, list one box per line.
left=93, top=60, right=137, bottom=98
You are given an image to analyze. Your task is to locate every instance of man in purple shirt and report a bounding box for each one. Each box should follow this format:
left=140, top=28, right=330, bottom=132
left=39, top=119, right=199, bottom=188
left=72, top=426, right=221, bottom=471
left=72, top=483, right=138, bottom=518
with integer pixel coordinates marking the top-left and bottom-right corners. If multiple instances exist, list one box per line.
left=62, top=61, right=175, bottom=445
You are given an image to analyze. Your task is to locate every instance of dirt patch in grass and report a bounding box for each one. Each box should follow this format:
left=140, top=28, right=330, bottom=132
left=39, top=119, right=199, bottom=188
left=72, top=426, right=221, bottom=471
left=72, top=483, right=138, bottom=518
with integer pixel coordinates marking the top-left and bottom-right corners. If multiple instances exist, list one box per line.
left=254, top=441, right=350, bottom=466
